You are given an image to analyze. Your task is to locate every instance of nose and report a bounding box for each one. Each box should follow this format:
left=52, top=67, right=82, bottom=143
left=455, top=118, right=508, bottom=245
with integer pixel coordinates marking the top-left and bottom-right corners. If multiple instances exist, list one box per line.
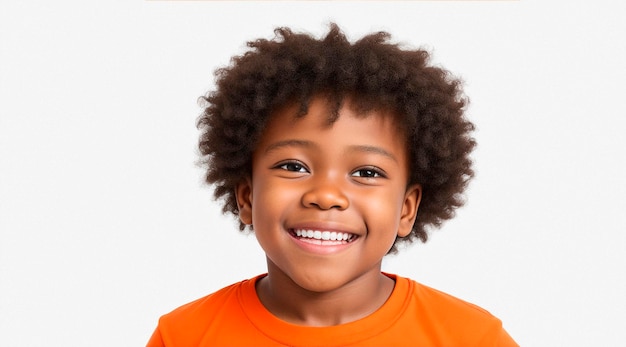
left=301, top=175, right=349, bottom=210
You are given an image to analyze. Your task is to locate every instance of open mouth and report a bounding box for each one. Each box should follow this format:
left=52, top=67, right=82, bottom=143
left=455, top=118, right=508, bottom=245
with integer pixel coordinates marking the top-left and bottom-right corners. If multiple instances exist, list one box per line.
left=289, top=228, right=358, bottom=245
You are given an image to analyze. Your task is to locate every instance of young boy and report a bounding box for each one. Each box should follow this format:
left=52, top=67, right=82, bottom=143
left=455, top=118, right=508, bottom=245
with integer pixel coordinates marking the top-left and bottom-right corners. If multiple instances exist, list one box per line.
left=147, top=24, right=517, bottom=346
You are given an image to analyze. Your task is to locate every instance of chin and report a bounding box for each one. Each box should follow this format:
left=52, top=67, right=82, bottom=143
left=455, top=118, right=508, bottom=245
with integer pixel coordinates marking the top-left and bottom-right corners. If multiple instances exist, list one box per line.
left=287, top=271, right=353, bottom=294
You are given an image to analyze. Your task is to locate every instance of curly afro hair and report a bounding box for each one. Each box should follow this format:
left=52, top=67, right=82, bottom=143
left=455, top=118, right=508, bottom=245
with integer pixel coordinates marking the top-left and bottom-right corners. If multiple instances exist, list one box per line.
left=197, top=24, right=475, bottom=253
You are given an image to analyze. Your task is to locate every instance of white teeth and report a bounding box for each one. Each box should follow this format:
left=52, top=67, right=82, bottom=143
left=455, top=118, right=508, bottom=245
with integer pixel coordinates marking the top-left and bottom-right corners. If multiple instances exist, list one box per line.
left=293, top=229, right=355, bottom=242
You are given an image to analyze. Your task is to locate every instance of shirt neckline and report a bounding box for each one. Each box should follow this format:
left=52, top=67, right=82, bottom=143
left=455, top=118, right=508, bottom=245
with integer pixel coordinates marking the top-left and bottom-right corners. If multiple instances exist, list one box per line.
left=237, top=272, right=413, bottom=346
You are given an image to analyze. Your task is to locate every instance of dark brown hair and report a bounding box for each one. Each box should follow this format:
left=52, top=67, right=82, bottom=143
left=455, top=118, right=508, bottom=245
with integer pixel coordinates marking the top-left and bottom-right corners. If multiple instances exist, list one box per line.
left=197, top=24, right=475, bottom=253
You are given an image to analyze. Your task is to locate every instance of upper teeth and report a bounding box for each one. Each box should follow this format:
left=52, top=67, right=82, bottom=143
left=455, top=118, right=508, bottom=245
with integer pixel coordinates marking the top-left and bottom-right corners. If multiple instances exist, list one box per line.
left=294, top=229, right=353, bottom=241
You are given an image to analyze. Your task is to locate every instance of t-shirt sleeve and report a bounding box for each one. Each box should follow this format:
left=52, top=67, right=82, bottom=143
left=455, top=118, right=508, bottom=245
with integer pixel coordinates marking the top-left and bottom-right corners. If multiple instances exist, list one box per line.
left=495, top=327, right=519, bottom=347
left=478, top=321, right=518, bottom=347
left=146, top=325, right=165, bottom=347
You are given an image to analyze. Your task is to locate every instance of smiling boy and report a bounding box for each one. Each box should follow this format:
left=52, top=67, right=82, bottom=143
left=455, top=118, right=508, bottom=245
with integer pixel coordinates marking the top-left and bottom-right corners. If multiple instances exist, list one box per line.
left=242, top=97, right=420, bottom=327
left=147, top=24, right=517, bottom=346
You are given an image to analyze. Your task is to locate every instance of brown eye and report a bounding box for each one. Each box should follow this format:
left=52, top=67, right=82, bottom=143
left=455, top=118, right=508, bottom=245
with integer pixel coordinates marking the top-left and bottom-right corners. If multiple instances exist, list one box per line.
left=277, top=161, right=308, bottom=173
left=351, top=168, right=385, bottom=178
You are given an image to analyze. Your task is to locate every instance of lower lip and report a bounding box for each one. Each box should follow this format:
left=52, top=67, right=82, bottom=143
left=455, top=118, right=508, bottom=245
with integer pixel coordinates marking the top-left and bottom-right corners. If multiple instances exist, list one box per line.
left=288, top=231, right=357, bottom=255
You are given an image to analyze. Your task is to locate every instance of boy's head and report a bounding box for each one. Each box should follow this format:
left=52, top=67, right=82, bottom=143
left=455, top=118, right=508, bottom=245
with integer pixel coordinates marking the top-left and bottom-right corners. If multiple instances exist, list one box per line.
left=198, top=24, right=475, bottom=254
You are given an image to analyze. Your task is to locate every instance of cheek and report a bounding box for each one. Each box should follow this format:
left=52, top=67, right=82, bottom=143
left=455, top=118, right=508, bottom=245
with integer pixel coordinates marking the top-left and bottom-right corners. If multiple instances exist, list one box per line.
left=356, top=188, right=405, bottom=231
left=251, top=180, right=299, bottom=227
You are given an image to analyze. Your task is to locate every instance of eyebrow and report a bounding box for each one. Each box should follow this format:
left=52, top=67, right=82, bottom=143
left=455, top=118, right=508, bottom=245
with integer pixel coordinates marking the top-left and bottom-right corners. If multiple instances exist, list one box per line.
left=264, top=140, right=398, bottom=163
left=264, top=139, right=314, bottom=153
left=347, top=145, right=398, bottom=163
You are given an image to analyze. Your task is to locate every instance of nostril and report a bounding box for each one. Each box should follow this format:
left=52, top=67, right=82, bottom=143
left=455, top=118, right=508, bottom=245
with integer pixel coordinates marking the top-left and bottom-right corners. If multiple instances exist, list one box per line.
left=302, top=189, right=349, bottom=210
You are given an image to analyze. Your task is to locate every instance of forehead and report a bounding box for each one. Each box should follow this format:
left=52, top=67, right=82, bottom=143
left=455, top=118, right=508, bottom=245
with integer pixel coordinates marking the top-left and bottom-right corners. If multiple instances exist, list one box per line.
left=255, top=96, right=409, bottom=159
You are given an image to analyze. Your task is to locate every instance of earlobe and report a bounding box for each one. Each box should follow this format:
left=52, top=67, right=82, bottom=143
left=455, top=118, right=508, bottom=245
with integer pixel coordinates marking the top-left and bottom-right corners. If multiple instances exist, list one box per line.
left=235, top=178, right=253, bottom=225
left=397, top=184, right=422, bottom=238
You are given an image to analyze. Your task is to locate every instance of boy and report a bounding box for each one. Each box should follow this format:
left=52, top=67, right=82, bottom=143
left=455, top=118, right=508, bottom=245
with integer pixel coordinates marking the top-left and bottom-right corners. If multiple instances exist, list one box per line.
left=147, top=24, right=517, bottom=346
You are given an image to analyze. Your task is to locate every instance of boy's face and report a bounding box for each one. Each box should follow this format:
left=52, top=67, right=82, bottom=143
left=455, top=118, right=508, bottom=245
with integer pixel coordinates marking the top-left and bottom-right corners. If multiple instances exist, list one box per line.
left=236, top=96, right=421, bottom=293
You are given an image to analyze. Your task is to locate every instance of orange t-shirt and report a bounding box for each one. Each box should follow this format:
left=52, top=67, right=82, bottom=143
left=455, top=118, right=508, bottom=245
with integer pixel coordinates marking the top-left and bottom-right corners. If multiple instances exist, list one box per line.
left=147, top=273, right=517, bottom=346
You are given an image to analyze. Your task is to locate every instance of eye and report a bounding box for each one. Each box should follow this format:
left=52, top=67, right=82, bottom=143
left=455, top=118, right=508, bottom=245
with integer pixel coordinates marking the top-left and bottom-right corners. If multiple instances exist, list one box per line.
left=351, top=167, right=386, bottom=178
left=275, top=161, right=309, bottom=173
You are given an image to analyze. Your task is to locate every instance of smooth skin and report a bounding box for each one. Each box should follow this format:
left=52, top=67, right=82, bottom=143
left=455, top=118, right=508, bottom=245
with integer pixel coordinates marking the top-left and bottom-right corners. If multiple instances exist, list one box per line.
left=236, top=96, right=421, bottom=327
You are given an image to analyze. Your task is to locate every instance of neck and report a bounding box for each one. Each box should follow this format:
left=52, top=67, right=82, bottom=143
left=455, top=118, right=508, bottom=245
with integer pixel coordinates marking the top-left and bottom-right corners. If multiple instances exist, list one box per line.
left=256, top=258, right=395, bottom=326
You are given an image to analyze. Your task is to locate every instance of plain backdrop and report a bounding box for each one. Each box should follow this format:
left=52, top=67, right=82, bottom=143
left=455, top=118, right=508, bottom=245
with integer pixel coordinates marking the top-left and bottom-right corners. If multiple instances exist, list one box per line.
left=1, top=1, right=625, bottom=346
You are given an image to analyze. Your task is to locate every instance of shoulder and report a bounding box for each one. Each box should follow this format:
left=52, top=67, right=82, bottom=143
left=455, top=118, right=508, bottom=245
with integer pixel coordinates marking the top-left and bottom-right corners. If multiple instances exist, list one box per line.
left=166, top=281, right=241, bottom=317
left=151, top=276, right=261, bottom=346
left=394, top=275, right=518, bottom=346
left=160, top=275, right=258, bottom=324
left=412, top=280, right=497, bottom=319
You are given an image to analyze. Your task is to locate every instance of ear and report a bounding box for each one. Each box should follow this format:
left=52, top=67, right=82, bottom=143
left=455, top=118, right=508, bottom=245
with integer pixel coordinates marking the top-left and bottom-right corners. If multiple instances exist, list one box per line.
left=235, top=178, right=253, bottom=225
left=397, top=184, right=422, bottom=238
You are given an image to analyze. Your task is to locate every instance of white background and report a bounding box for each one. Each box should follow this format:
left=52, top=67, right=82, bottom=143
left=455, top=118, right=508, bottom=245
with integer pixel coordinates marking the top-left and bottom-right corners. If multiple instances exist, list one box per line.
left=1, top=1, right=625, bottom=346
